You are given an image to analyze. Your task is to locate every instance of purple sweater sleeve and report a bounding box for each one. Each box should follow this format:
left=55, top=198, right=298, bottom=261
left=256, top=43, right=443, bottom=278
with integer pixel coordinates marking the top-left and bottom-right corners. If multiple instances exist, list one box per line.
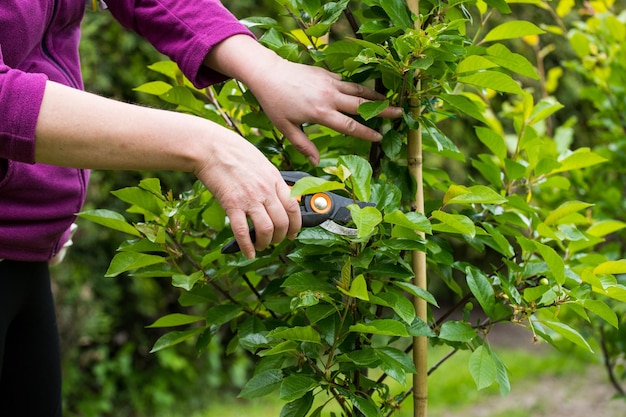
left=0, top=49, right=48, bottom=163
left=104, top=0, right=254, bottom=88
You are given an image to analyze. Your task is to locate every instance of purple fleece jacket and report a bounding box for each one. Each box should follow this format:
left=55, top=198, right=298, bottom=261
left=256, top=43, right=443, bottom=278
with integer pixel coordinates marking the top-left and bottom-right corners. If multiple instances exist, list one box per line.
left=0, top=0, right=252, bottom=261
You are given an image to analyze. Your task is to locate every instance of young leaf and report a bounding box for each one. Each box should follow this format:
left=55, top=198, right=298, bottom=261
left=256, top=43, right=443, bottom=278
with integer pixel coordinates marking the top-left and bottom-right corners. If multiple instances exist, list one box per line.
left=475, top=126, right=507, bottom=160
left=392, top=281, right=439, bottom=306
left=171, top=271, right=204, bottom=291
left=105, top=252, right=166, bottom=277
left=584, top=300, right=619, bottom=328
left=384, top=210, right=432, bottom=234
left=482, top=21, right=545, bottom=42
left=444, top=185, right=507, bottom=205
left=438, top=321, right=476, bottom=342
left=351, top=395, right=383, bottom=417
left=552, top=148, right=608, bottom=173
left=358, top=100, right=390, bottom=121
left=542, top=320, right=594, bottom=352
left=338, top=155, right=373, bottom=202
left=77, top=209, right=142, bottom=237
left=150, top=327, right=204, bottom=353
left=469, top=345, right=497, bottom=390
left=380, top=0, right=414, bottom=29
left=431, top=211, right=476, bottom=237
left=349, top=319, right=409, bottom=337
left=593, top=260, right=626, bottom=275
left=338, top=274, right=370, bottom=301
left=532, top=241, right=566, bottom=285
left=290, top=177, right=344, bottom=198
left=465, top=266, right=496, bottom=316
left=491, top=349, right=511, bottom=396
left=544, top=201, right=593, bottom=226
left=146, top=313, right=205, bottom=328
left=348, top=205, right=383, bottom=238
left=460, top=71, right=524, bottom=95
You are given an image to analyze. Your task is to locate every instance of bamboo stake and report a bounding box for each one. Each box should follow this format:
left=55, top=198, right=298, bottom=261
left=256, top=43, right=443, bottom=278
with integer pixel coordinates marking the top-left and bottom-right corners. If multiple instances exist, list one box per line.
left=405, top=1, right=427, bottom=417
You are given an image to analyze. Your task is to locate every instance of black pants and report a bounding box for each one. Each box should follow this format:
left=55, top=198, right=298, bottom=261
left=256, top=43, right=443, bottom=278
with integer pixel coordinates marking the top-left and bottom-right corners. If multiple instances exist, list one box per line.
left=0, top=260, right=62, bottom=416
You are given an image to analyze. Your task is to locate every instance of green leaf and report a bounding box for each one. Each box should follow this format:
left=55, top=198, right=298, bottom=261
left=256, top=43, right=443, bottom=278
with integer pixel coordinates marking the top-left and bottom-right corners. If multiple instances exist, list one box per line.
left=205, top=304, right=244, bottom=327
left=338, top=274, right=370, bottom=300
left=491, top=349, right=511, bottom=396
left=593, top=260, right=626, bottom=275
left=482, top=21, right=545, bottom=42
left=338, top=155, right=373, bottom=202
left=267, top=326, right=321, bottom=344
left=431, top=211, right=476, bottom=237
left=280, top=375, right=319, bottom=402
left=384, top=210, right=432, bottom=234
left=282, top=272, right=335, bottom=292
left=438, top=321, right=476, bottom=342
left=280, top=392, right=314, bottom=417
left=532, top=241, right=566, bottom=285
left=239, top=370, right=283, bottom=399
left=460, top=71, right=524, bottom=95
left=375, top=347, right=417, bottom=383
left=552, top=148, right=608, bottom=173
left=349, top=319, right=409, bottom=337
left=146, top=313, right=205, bottom=328
left=358, top=100, right=389, bottom=120
left=290, top=177, right=344, bottom=198
left=456, top=55, right=499, bottom=74
left=380, top=0, right=413, bottom=28
left=348, top=205, right=382, bottom=238
left=111, top=186, right=164, bottom=217
left=77, top=209, right=141, bottom=237
left=469, top=346, right=497, bottom=390
left=392, top=281, right=439, bottom=307
left=133, top=81, right=172, bottom=96
left=485, top=44, right=539, bottom=79
left=150, top=327, right=204, bottom=353
left=466, top=266, right=496, bottom=316
left=171, top=271, right=204, bottom=291
left=544, top=201, right=593, bottom=226
left=584, top=300, right=619, bottom=328
left=542, top=320, right=593, bottom=352
left=351, top=395, right=382, bottom=417
left=371, top=290, right=416, bottom=324
left=105, top=252, right=166, bottom=277
left=475, top=126, right=507, bottom=160
left=444, top=185, right=507, bottom=205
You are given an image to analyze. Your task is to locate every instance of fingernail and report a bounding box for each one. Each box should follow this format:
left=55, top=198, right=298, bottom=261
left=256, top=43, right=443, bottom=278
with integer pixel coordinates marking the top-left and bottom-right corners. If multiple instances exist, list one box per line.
left=374, top=132, right=383, bottom=141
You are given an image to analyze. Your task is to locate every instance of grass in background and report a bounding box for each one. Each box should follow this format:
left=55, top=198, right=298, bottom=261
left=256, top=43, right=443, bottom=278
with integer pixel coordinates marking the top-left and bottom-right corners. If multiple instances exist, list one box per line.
left=172, top=341, right=593, bottom=417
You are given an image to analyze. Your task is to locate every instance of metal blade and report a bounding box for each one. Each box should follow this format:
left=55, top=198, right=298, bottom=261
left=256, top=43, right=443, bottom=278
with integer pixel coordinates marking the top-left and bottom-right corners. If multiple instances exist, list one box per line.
left=319, top=220, right=359, bottom=236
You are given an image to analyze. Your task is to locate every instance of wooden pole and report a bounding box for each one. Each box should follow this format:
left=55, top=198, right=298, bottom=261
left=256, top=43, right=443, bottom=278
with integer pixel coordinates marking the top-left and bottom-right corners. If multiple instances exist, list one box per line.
left=405, top=1, right=427, bottom=417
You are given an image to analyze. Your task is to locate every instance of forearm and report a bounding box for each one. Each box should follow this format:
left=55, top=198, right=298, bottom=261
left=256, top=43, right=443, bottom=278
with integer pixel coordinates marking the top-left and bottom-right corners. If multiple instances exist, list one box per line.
left=34, top=80, right=218, bottom=173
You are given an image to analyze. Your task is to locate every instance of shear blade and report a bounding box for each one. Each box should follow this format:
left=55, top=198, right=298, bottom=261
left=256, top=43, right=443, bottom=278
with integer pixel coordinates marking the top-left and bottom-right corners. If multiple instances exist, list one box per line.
left=319, top=220, right=358, bottom=236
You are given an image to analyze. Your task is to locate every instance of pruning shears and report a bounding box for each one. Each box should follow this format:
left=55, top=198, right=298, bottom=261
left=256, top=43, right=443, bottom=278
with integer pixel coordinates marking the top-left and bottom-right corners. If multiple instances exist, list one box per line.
left=221, top=171, right=374, bottom=254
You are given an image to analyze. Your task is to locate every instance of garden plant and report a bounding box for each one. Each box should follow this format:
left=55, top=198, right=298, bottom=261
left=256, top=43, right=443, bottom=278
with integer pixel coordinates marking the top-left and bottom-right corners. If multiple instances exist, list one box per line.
left=81, top=0, right=626, bottom=416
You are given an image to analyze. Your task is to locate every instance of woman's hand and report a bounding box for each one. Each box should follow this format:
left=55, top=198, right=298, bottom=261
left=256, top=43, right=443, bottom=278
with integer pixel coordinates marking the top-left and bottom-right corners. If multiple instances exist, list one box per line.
left=247, top=59, right=403, bottom=165
left=204, top=35, right=403, bottom=165
left=193, top=131, right=302, bottom=259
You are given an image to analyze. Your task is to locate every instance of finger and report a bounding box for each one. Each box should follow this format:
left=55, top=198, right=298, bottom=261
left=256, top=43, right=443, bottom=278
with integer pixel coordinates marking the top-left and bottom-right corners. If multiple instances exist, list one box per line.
left=227, top=209, right=256, bottom=259
left=336, top=80, right=385, bottom=101
left=262, top=196, right=291, bottom=245
left=277, top=183, right=302, bottom=240
left=277, top=121, right=321, bottom=165
left=314, top=111, right=383, bottom=142
left=247, top=205, right=274, bottom=252
left=335, top=81, right=403, bottom=118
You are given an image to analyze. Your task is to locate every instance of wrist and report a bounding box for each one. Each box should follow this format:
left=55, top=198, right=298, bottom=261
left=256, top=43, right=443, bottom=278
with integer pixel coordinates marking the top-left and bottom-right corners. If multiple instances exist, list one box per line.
left=203, top=35, right=282, bottom=87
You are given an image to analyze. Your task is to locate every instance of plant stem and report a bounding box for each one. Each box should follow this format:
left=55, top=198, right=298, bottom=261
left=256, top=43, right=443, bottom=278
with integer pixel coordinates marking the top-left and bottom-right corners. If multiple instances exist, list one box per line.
left=406, top=2, right=427, bottom=417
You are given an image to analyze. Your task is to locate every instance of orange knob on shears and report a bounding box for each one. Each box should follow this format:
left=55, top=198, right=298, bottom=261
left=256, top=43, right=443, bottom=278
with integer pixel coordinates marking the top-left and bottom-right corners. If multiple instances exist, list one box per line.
left=309, top=193, right=332, bottom=214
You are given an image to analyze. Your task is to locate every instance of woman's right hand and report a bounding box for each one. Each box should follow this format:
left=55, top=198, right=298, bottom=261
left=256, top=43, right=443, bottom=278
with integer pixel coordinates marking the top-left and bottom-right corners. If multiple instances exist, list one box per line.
left=193, top=131, right=302, bottom=258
